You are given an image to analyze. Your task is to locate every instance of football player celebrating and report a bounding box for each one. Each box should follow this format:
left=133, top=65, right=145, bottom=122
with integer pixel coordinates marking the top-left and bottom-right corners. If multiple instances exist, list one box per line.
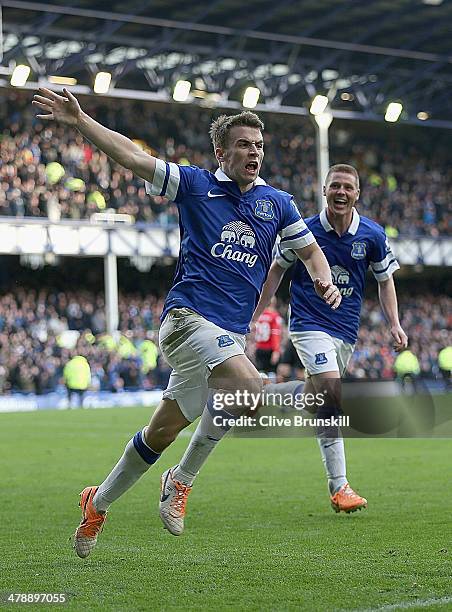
left=253, top=164, right=408, bottom=513
left=33, top=89, right=341, bottom=554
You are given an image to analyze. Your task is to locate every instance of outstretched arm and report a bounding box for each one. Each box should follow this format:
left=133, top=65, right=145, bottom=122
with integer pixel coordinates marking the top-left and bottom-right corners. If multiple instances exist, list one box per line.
left=378, top=276, right=408, bottom=352
left=252, top=261, right=286, bottom=326
left=293, top=242, right=341, bottom=310
left=33, top=88, right=156, bottom=182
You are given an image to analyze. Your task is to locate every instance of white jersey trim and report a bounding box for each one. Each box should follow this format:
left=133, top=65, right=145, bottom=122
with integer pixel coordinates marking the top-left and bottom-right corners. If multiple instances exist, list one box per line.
left=372, top=260, right=400, bottom=282
left=319, top=207, right=360, bottom=235
left=166, top=163, right=181, bottom=201
left=370, top=252, right=395, bottom=272
left=145, top=160, right=180, bottom=201
left=145, top=158, right=166, bottom=196
left=214, top=167, right=267, bottom=185
left=280, top=219, right=307, bottom=239
left=275, top=247, right=296, bottom=269
left=281, top=233, right=316, bottom=251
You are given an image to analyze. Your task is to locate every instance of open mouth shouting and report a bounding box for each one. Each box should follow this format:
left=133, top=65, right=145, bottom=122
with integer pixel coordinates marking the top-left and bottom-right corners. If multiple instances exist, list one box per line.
left=245, top=161, right=258, bottom=175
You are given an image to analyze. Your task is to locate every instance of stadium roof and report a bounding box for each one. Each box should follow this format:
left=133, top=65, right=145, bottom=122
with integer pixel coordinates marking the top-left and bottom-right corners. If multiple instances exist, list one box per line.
left=2, top=0, right=452, bottom=127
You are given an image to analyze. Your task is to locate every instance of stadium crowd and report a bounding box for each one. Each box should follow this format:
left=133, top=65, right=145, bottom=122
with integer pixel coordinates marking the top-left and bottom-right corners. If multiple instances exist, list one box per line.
left=0, top=288, right=169, bottom=395
left=0, top=288, right=449, bottom=395
left=0, top=90, right=450, bottom=236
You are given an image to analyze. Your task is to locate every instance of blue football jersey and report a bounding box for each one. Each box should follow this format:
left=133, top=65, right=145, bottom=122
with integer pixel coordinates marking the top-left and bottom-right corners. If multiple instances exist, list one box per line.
left=276, top=208, right=400, bottom=344
left=146, top=162, right=315, bottom=334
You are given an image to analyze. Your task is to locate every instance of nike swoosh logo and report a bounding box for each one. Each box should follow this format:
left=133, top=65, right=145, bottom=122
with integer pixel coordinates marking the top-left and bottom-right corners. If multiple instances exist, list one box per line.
left=207, top=190, right=226, bottom=198
left=323, top=442, right=338, bottom=448
left=160, top=471, right=171, bottom=502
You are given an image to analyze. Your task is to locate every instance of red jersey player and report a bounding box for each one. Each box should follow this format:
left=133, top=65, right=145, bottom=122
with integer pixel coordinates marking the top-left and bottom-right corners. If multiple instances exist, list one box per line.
left=255, top=297, right=282, bottom=373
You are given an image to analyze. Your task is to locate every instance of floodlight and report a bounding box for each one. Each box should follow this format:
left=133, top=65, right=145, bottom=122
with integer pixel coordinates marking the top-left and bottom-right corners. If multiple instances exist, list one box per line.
left=48, top=76, right=78, bottom=86
left=94, top=72, right=112, bottom=94
left=310, top=95, right=329, bottom=115
left=243, top=86, right=260, bottom=109
left=10, top=65, right=30, bottom=87
left=385, top=102, right=403, bottom=122
left=173, top=80, right=191, bottom=102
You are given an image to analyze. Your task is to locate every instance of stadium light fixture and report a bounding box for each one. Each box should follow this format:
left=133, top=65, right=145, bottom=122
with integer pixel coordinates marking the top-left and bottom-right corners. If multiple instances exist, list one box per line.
left=309, top=95, right=329, bottom=116
left=10, top=64, right=31, bottom=87
left=243, top=86, right=260, bottom=109
left=94, top=71, right=112, bottom=94
left=48, top=76, right=78, bottom=86
left=385, top=102, right=403, bottom=122
left=173, top=80, right=191, bottom=102
left=417, top=111, right=429, bottom=121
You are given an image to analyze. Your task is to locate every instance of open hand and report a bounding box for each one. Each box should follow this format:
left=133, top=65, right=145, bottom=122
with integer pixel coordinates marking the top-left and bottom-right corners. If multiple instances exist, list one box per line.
left=32, top=88, right=82, bottom=126
left=314, top=278, right=341, bottom=310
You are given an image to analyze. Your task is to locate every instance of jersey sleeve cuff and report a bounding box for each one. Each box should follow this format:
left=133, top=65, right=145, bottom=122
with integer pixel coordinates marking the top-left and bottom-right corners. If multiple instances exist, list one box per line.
left=145, top=159, right=180, bottom=200
left=280, top=231, right=316, bottom=251
left=275, top=246, right=297, bottom=269
left=372, top=260, right=400, bottom=281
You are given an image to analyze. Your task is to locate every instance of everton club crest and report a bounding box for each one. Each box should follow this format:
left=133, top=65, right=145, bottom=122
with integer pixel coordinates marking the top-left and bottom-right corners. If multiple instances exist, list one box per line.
left=255, top=199, right=274, bottom=220
left=351, top=241, right=366, bottom=259
left=315, top=352, right=328, bottom=365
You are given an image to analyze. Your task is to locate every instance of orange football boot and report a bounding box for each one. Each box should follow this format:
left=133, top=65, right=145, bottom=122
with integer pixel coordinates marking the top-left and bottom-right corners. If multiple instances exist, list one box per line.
left=330, top=483, right=368, bottom=513
left=73, top=486, right=107, bottom=558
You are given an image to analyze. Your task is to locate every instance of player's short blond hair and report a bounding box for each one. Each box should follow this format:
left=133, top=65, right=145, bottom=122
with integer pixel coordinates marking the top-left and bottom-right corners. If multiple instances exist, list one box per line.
left=326, top=164, right=360, bottom=188
left=209, top=111, right=264, bottom=150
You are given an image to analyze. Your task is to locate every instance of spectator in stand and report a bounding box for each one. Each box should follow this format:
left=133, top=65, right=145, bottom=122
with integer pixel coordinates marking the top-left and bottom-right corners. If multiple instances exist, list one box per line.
left=0, top=287, right=449, bottom=393
left=119, top=358, right=143, bottom=391
left=0, top=288, right=169, bottom=394
left=0, top=90, right=450, bottom=235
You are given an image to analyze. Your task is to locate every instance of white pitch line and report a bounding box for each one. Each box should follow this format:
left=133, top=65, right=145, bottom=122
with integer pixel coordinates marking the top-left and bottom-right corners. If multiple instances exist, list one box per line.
left=349, top=595, right=452, bottom=612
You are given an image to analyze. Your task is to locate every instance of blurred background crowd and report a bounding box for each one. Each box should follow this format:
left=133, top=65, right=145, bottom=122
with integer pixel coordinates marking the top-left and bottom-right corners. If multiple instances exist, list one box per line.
left=0, top=90, right=450, bottom=236
left=0, top=287, right=449, bottom=394
left=0, top=89, right=450, bottom=397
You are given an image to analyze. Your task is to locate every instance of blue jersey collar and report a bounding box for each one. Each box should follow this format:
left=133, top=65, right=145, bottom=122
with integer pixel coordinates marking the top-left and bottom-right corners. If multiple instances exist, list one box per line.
left=320, top=207, right=360, bottom=235
left=214, top=167, right=267, bottom=186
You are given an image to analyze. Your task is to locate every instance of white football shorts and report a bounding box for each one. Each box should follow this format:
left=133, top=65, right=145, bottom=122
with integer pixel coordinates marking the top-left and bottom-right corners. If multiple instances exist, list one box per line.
left=290, top=330, right=355, bottom=377
left=159, top=307, right=246, bottom=422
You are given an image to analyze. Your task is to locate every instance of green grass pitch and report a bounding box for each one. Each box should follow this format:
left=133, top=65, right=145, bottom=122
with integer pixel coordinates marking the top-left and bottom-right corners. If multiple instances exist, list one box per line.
left=1, top=405, right=451, bottom=611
